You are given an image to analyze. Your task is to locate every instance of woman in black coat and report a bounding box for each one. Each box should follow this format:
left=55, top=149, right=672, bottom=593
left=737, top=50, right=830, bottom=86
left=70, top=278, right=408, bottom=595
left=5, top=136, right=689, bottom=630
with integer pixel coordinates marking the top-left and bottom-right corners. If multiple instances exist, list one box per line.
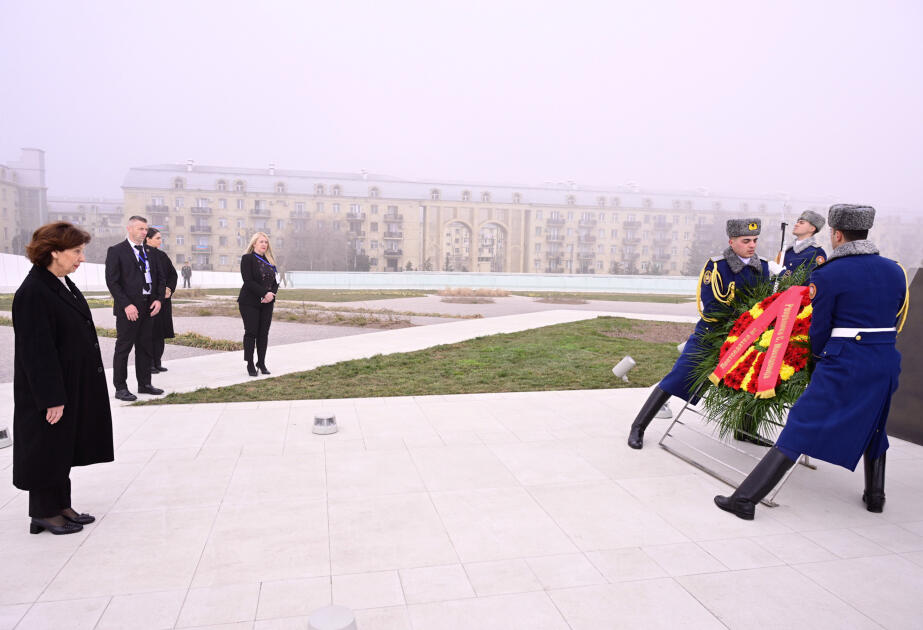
left=237, top=231, right=279, bottom=376
left=145, top=227, right=177, bottom=372
left=12, top=222, right=114, bottom=535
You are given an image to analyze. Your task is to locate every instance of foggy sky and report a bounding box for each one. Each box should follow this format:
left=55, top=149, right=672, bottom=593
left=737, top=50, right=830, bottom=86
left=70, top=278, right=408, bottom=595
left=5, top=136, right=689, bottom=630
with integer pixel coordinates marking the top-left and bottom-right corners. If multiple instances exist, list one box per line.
left=1, top=0, right=921, bottom=211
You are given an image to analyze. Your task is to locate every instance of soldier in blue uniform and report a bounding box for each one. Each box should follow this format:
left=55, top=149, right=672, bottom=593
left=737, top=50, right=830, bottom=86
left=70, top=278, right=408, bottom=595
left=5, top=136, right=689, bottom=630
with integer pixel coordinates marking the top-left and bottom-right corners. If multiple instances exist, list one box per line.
left=628, top=218, right=771, bottom=449
left=715, top=204, right=909, bottom=520
left=782, top=209, right=827, bottom=274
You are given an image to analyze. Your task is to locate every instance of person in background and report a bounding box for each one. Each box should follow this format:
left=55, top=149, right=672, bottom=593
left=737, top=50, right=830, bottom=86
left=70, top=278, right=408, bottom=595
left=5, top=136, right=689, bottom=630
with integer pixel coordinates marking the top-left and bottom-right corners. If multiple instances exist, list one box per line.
left=782, top=209, right=827, bottom=274
left=715, top=204, right=908, bottom=520
left=146, top=227, right=177, bottom=373
left=181, top=262, right=192, bottom=288
left=105, top=215, right=165, bottom=401
left=13, top=222, right=114, bottom=535
left=238, top=232, right=279, bottom=377
left=627, top=218, right=771, bottom=449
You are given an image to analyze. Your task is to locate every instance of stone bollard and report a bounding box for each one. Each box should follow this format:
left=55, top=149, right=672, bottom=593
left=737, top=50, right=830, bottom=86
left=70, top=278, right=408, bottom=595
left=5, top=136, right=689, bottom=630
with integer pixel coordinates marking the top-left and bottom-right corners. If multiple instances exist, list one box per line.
left=308, top=605, right=357, bottom=630
left=313, top=412, right=338, bottom=435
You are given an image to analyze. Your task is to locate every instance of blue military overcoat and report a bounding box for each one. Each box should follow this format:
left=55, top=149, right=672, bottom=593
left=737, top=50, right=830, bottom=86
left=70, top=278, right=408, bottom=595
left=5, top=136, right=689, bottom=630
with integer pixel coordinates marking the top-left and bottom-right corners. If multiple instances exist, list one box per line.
left=776, top=244, right=908, bottom=470
left=783, top=241, right=827, bottom=274
left=660, top=250, right=771, bottom=401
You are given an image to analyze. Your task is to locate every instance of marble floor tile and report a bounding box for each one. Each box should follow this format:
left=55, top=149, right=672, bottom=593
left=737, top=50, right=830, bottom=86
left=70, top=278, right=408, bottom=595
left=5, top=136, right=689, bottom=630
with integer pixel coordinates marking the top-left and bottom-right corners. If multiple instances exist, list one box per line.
left=222, top=454, right=326, bottom=506
left=462, top=559, right=543, bottom=597
left=328, top=493, right=457, bottom=574
left=15, top=597, right=109, bottom=630
left=679, top=565, right=880, bottom=629
left=801, top=527, right=893, bottom=559
left=641, top=542, right=727, bottom=577
left=256, top=576, right=331, bottom=620
left=409, top=445, right=519, bottom=492
left=585, top=547, right=668, bottom=583
left=431, top=487, right=576, bottom=563
left=487, top=442, right=608, bottom=486
left=326, top=449, right=425, bottom=499
left=398, top=564, right=475, bottom=604
left=96, top=589, right=186, bottom=630
left=352, top=606, right=413, bottom=630
left=332, top=570, right=404, bottom=610
left=549, top=579, right=725, bottom=630
left=176, top=583, right=260, bottom=628
left=696, top=537, right=785, bottom=570
left=525, top=553, right=606, bottom=589
left=407, top=591, right=570, bottom=630
left=748, top=532, right=838, bottom=564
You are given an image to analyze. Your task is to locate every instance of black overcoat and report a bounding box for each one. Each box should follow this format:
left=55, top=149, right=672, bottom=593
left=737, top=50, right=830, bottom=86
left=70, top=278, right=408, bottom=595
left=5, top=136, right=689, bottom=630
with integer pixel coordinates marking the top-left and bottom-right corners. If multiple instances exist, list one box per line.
left=237, top=253, right=280, bottom=306
left=12, top=266, right=114, bottom=490
left=153, top=248, right=178, bottom=338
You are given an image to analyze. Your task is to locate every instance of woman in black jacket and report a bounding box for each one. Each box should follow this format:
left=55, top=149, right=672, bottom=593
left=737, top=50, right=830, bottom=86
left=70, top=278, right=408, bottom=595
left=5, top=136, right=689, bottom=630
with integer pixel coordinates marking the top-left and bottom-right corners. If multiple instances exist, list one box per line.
left=13, top=222, right=114, bottom=535
left=238, top=231, right=279, bottom=376
left=146, top=227, right=177, bottom=372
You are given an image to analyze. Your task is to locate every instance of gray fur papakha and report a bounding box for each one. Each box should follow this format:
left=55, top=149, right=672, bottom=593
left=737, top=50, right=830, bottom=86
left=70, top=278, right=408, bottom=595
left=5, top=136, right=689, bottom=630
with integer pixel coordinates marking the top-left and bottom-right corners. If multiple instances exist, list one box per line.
left=828, top=204, right=875, bottom=230
left=726, top=217, right=762, bottom=237
left=798, top=209, right=826, bottom=232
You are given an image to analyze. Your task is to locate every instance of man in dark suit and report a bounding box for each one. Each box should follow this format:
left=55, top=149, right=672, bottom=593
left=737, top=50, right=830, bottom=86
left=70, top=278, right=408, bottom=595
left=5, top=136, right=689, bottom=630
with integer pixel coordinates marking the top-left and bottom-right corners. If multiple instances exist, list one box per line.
left=105, top=215, right=166, bottom=401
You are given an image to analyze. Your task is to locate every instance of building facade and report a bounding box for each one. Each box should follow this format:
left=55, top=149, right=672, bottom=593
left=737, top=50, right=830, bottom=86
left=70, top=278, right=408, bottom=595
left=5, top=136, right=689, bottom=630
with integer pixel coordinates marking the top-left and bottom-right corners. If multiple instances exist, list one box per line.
left=0, top=148, right=48, bottom=255
left=122, top=161, right=921, bottom=275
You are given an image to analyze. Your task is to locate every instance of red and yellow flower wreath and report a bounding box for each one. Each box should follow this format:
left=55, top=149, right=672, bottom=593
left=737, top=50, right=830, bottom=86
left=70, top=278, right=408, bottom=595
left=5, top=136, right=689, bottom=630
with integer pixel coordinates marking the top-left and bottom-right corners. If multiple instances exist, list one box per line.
left=715, top=290, right=812, bottom=394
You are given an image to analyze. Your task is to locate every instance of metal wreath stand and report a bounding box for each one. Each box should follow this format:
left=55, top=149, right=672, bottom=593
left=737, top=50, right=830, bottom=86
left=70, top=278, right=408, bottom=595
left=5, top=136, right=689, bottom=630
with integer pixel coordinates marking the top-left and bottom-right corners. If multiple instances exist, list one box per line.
left=657, top=383, right=815, bottom=507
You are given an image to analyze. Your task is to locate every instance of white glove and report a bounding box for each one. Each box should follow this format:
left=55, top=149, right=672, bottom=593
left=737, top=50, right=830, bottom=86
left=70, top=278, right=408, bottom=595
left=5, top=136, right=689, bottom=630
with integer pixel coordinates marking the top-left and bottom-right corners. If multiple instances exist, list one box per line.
left=768, top=260, right=785, bottom=276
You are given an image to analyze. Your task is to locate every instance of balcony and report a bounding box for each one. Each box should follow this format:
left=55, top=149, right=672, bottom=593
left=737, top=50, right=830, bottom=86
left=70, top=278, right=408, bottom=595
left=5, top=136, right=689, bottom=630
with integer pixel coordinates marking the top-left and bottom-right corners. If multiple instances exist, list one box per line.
left=190, top=245, right=212, bottom=253
left=545, top=251, right=563, bottom=259
left=383, top=231, right=403, bottom=239
left=383, top=249, right=402, bottom=257
left=577, top=251, right=595, bottom=259
left=578, top=235, right=597, bottom=244
left=579, top=219, right=597, bottom=227
left=653, top=222, right=670, bottom=231
left=623, top=237, right=641, bottom=245
left=383, top=214, right=404, bottom=222
left=290, top=210, right=310, bottom=218
left=146, top=204, right=170, bottom=213
left=654, top=236, right=673, bottom=247
left=349, top=230, right=366, bottom=237
left=346, top=211, right=366, bottom=221
left=546, top=217, right=566, bottom=226
left=653, top=251, right=671, bottom=262
left=190, top=225, right=212, bottom=234
left=190, top=206, right=212, bottom=215
left=250, top=207, right=270, bottom=216
left=545, top=233, right=564, bottom=242
left=622, top=252, right=640, bottom=261
left=623, top=220, right=641, bottom=229
left=545, top=266, right=564, bottom=273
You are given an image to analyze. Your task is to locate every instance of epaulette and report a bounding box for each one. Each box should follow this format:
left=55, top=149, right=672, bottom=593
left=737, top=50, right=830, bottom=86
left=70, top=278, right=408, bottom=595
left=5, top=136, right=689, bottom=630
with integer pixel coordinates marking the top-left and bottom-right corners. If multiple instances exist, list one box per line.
left=759, top=255, right=769, bottom=261
left=710, top=255, right=723, bottom=262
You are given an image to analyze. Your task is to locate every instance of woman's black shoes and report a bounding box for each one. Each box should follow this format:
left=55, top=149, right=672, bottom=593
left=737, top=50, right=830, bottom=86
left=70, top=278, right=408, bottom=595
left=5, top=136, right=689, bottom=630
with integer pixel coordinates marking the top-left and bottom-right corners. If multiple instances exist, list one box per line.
left=61, top=509, right=95, bottom=525
left=256, top=363, right=271, bottom=375
left=30, top=517, right=83, bottom=535
left=247, top=361, right=258, bottom=377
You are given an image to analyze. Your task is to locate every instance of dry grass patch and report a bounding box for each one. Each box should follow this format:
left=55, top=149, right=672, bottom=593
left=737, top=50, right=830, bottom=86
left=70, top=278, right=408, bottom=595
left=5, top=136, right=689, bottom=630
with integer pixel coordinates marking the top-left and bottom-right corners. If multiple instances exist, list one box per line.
left=437, top=287, right=510, bottom=297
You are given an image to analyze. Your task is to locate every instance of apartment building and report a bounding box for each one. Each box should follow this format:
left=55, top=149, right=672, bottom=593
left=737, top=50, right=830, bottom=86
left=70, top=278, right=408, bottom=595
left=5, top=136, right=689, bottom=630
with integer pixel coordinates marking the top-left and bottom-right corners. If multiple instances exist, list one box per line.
left=0, top=148, right=48, bottom=255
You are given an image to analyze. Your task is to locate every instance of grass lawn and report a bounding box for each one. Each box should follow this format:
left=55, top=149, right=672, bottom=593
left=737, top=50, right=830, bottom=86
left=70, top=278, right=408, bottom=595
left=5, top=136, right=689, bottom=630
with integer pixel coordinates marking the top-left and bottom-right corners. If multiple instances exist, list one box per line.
left=512, top=291, right=693, bottom=303
left=139, top=316, right=691, bottom=405
left=0, top=294, right=113, bottom=310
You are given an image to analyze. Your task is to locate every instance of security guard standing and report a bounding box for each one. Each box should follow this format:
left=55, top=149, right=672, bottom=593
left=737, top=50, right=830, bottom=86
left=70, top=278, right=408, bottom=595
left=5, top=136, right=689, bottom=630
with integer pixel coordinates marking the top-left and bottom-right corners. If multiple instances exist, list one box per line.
left=782, top=209, right=827, bottom=274
left=715, top=204, right=909, bottom=520
left=628, top=218, right=771, bottom=449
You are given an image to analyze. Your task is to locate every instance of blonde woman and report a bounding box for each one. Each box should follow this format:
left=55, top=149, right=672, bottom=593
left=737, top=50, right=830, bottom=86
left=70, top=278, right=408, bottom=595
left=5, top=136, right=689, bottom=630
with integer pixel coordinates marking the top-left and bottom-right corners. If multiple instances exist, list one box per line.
left=237, top=232, right=279, bottom=376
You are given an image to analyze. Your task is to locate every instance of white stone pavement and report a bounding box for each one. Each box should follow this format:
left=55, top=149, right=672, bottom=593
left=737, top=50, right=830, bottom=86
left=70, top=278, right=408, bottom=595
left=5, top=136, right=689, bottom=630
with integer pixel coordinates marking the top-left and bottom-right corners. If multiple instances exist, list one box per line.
left=1, top=311, right=922, bottom=629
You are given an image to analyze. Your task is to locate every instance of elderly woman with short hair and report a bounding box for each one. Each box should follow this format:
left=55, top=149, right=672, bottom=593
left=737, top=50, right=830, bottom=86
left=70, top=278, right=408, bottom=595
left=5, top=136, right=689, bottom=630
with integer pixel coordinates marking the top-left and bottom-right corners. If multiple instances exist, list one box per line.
left=12, top=222, right=114, bottom=535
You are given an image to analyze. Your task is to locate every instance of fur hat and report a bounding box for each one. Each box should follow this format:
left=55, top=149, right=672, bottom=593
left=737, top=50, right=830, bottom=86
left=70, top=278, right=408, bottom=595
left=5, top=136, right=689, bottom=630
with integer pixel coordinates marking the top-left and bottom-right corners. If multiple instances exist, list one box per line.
left=726, top=218, right=761, bottom=238
left=798, top=209, right=826, bottom=232
left=828, top=204, right=875, bottom=231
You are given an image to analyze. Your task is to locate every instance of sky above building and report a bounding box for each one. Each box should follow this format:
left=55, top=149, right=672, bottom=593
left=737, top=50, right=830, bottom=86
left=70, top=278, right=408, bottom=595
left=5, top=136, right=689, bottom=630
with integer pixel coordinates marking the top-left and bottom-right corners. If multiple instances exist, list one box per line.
left=1, top=0, right=920, bottom=212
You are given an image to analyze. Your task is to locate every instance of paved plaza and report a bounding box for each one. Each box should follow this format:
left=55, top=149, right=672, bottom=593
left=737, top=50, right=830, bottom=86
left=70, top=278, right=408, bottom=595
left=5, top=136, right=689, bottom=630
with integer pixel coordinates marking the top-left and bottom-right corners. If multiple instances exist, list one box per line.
left=1, top=309, right=922, bottom=629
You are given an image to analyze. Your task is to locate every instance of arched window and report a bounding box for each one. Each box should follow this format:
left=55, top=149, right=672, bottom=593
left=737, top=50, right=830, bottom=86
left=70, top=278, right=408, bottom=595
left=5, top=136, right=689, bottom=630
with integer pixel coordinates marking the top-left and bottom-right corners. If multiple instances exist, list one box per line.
left=461, top=190, right=471, bottom=201
left=430, top=189, right=440, bottom=200
left=481, top=192, right=491, bottom=203
left=332, top=185, right=341, bottom=196
left=217, top=180, right=227, bottom=192
left=173, top=177, right=185, bottom=190
left=275, top=182, right=286, bottom=194
left=370, top=187, right=380, bottom=198
left=234, top=180, right=245, bottom=193
left=512, top=193, right=521, bottom=204
left=315, top=184, right=325, bottom=195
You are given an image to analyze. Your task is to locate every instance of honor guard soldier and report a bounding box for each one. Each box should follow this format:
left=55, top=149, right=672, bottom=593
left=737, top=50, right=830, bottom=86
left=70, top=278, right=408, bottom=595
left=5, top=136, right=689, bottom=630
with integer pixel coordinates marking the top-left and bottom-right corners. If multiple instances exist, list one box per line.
left=715, top=204, right=909, bottom=520
left=627, top=218, right=771, bottom=449
left=782, top=209, right=827, bottom=274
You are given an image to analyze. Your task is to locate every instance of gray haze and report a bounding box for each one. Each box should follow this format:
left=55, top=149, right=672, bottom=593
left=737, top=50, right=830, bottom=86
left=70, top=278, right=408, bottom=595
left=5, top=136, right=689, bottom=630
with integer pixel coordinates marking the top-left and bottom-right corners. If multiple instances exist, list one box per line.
left=1, top=0, right=921, bottom=210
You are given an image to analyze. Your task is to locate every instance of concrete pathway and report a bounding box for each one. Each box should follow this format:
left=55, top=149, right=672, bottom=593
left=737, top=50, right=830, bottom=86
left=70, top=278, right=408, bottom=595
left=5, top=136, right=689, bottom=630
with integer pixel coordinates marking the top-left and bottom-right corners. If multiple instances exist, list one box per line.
left=1, top=308, right=921, bottom=629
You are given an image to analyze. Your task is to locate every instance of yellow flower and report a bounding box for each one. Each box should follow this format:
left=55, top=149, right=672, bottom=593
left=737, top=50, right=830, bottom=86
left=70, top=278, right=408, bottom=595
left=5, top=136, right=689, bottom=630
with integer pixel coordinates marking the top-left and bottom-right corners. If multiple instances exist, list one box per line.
left=741, top=362, right=758, bottom=391
left=797, top=305, right=813, bottom=319
left=779, top=364, right=795, bottom=381
left=749, top=304, right=764, bottom=318
left=790, top=334, right=809, bottom=343
left=758, top=329, right=774, bottom=348
left=731, top=346, right=755, bottom=372
left=726, top=335, right=739, bottom=344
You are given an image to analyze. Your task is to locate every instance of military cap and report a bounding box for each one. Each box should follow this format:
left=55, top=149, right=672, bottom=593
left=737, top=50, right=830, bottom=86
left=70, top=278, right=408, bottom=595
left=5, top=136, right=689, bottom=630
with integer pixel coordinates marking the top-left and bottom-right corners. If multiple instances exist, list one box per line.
left=726, top=217, right=761, bottom=237
left=828, top=204, right=875, bottom=231
left=798, top=209, right=826, bottom=232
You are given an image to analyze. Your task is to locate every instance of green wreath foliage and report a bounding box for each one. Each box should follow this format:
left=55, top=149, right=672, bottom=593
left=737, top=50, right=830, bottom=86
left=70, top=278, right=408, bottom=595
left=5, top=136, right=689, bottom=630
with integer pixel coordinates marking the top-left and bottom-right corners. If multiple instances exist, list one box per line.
left=687, top=265, right=813, bottom=440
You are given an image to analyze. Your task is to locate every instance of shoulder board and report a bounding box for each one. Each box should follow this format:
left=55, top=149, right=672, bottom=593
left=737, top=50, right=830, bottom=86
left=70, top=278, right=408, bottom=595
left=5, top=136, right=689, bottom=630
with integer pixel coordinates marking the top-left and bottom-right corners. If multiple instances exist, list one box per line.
left=710, top=255, right=723, bottom=262
left=758, top=256, right=769, bottom=261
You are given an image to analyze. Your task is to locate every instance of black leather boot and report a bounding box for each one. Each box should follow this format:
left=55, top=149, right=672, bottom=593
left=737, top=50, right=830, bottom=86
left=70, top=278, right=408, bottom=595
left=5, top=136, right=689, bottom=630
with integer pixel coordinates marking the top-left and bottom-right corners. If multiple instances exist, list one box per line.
left=627, top=386, right=671, bottom=449
left=256, top=337, right=270, bottom=374
left=244, top=337, right=257, bottom=376
left=862, top=451, right=886, bottom=513
left=714, top=447, right=796, bottom=520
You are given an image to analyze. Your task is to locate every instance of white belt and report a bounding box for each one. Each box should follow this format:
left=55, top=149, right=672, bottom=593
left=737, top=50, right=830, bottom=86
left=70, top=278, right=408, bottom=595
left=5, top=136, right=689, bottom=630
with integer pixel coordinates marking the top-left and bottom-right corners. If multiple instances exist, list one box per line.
left=830, top=327, right=896, bottom=337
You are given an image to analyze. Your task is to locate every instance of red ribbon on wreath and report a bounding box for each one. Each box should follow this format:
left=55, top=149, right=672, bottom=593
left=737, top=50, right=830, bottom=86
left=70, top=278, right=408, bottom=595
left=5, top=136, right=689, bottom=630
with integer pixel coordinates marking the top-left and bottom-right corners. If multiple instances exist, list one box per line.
left=708, top=285, right=809, bottom=398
